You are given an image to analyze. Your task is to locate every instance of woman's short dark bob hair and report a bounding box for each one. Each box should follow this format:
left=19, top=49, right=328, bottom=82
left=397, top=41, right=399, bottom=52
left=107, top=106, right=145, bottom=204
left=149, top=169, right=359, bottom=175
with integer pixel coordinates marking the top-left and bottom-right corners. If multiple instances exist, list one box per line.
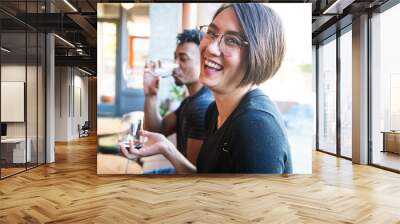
left=212, top=3, right=285, bottom=86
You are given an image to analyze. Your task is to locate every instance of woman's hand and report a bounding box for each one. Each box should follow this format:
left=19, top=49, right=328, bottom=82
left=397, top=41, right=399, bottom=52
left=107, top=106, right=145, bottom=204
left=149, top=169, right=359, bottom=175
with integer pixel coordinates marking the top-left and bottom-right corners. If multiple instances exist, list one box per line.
left=120, top=130, right=197, bottom=174
left=119, top=130, right=169, bottom=159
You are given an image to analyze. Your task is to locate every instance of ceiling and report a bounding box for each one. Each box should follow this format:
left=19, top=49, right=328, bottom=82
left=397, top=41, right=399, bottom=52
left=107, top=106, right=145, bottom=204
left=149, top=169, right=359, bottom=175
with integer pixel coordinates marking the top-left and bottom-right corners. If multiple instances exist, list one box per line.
left=0, top=0, right=98, bottom=74
left=0, top=0, right=394, bottom=75
left=307, top=0, right=390, bottom=43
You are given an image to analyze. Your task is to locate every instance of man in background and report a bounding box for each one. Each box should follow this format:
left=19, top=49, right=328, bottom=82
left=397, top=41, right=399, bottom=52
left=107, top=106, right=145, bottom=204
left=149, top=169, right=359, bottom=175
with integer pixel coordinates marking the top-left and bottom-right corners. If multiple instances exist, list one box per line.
left=143, top=29, right=213, bottom=165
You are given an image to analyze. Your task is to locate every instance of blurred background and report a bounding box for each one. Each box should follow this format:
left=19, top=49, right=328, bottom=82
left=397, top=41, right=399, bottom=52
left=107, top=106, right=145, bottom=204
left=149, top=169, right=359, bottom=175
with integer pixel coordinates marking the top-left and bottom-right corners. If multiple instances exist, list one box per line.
left=97, top=3, right=313, bottom=174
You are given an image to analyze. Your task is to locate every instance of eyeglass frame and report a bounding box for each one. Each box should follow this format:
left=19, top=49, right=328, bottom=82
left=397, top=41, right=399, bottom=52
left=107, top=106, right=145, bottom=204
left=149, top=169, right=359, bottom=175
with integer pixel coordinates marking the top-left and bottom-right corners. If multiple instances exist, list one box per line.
left=198, top=25, right=249, bottom=54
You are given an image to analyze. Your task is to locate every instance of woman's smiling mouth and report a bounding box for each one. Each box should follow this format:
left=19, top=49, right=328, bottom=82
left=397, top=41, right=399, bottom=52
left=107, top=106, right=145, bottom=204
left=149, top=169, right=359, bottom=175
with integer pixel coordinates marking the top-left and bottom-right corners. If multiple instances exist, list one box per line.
left=204, top=59, right=223, bottom=71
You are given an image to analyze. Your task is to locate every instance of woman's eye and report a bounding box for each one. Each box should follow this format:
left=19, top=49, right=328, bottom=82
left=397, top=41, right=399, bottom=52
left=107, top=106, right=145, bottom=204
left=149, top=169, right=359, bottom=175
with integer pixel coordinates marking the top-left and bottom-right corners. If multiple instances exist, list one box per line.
left=224, top=36, right=241, bottom=47
left=207, top=30, right=218, bottom=38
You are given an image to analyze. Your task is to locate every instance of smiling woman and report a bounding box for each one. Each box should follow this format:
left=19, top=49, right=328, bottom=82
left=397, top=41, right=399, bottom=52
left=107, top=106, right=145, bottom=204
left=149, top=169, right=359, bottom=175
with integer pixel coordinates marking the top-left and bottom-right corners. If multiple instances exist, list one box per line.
left=199, top=4, right=285, bottom=93
left=120, top=3, right=293, bottom=174
left=196, top=3, right=291, bottom=173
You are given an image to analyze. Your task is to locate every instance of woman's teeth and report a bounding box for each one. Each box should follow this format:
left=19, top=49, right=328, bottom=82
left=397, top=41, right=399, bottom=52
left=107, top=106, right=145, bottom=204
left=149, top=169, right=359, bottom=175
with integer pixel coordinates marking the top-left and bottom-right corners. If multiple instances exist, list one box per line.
left=205, top=59, right=223, bottom=71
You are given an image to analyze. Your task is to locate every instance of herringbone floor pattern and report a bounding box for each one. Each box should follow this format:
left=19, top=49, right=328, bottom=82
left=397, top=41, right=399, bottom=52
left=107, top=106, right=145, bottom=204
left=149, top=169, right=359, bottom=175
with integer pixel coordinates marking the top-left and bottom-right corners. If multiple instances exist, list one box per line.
left=1, top=135, right=400, bottom=223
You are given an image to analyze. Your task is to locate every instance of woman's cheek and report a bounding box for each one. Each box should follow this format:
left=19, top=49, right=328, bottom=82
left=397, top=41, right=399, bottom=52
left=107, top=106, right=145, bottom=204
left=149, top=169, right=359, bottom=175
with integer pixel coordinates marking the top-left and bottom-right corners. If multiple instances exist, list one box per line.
left=199, top=39, right=207, bottom=55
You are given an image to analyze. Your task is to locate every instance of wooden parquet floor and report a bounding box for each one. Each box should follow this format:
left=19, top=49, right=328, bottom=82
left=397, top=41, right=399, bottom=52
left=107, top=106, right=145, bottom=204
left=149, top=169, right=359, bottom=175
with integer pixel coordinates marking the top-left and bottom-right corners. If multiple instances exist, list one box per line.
left=1, top=135, right=400, bottom=223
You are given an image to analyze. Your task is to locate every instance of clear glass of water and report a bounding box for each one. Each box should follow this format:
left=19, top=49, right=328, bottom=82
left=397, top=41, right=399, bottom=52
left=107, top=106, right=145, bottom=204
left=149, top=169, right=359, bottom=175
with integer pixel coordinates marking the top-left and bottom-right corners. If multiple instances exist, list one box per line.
left=146, top=59, right=178, bottom=78
left=131, top=118, right=143, bottom=149
left=120, top=112, right=144, bottom=150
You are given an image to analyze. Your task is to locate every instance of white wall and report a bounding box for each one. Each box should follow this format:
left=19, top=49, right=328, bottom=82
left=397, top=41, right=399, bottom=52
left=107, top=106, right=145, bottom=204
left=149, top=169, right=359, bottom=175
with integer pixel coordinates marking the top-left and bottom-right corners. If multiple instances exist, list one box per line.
left=55, top=67, right=89, bottom=141
left=55, top=66, right=69, bottom=141
left=1, top=65, right=26, bottom=142
left=1, top=64, right=46, bottom=163
left=72, top=73, right=89, bottom=138
left=149, top=4, right=182, bottom=104
left=1, top=65, right=33, bottom=138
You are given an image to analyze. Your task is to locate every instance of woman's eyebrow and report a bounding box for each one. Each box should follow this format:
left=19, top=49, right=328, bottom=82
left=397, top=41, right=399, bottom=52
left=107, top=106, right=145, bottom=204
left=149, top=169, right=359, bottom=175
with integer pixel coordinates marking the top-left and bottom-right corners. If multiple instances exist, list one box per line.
left=225, top=30, right=241, bottom=35
left=209, top=23, right=242, bottom=36
left=209, top=23, right=218, bottom=30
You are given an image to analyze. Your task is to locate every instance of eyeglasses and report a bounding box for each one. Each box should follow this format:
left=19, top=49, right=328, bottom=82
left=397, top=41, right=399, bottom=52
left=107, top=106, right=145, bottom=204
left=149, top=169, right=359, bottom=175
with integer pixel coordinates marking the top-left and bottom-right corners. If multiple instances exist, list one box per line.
left=199, top=25, right=248, bottom=55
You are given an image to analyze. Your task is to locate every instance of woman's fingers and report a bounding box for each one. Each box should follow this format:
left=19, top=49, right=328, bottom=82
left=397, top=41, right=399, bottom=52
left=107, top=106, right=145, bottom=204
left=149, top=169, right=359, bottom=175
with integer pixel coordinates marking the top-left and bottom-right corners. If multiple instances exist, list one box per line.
left=118, top=131, right=167, bottom=158
left=119, top=140, right=159, bottom=158
left=128, top=140, right=135, bottom=153
left=140, top=130, right=151, bottom=137
left=140, top=130, right=162, bottom=140
left=139, top=131, right=157, bottom=145
left=120, top=143, right=138, bottom=159
left=135, top=144, right=157, bottom=157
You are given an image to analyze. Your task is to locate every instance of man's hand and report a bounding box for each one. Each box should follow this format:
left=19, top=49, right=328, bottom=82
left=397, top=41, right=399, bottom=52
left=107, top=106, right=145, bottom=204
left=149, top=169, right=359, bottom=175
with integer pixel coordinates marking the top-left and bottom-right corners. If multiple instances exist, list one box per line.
left=143, top=61, right=160, bottom=96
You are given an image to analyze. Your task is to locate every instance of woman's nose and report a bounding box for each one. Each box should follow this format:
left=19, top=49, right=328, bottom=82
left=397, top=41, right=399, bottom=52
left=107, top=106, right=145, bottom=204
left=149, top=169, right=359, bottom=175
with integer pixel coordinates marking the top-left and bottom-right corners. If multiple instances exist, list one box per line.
left=205, top=39, right=221, bottom=56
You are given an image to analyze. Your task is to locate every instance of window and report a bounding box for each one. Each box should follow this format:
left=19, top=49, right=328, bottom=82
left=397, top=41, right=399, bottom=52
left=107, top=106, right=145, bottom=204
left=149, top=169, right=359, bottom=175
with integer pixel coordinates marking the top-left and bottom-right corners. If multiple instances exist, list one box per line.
left=340, top=28, right=352, bottom=158
left=317, top=37, right=337, bottom=155
left=260, top=4, right=313, bottom=173
left=371, top=3, right=400, bottom=171
left=0, top=1, right=46, bottom=178
left=97, top=22, right=117, bottom=106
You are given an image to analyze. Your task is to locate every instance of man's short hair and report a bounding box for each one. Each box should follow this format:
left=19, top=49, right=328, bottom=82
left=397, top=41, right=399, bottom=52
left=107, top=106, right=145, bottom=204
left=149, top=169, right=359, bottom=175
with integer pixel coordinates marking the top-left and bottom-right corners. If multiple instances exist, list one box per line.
left=177, top=29, right=204, bottom=46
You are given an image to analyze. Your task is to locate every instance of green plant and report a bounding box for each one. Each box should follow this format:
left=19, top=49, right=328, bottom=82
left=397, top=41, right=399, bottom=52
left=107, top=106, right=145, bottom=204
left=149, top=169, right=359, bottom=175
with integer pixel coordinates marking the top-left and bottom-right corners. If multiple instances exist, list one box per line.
left=170, top=85, right=186, bottom=101
left=159, top=98, right=171, bottom=117
left=159, top=84, right=186, bottom=117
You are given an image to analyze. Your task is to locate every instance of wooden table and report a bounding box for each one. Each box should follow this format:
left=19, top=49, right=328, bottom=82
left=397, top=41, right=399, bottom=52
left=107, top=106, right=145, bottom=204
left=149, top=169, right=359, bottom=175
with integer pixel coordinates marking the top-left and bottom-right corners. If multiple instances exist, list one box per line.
left=97, top=116, right=174, bottom=174
left=97, top=153, right=173, bottom=174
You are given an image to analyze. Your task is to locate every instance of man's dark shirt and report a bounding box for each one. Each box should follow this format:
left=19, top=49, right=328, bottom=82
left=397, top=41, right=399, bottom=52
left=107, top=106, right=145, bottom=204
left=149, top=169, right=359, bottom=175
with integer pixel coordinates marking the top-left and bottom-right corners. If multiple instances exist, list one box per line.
left=196, top=88, right=293, bottom=174
left=174, top=86, right=213, bottom=156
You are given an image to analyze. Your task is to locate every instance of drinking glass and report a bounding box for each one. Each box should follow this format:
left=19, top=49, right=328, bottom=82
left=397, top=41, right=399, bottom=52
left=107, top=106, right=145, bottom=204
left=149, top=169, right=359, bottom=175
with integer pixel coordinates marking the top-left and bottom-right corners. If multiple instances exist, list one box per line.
left=145, top=59, right=178, bottom=78
left=131, top=118, right=144, bottom=149
left=120, top=112, right=144, bottom=150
